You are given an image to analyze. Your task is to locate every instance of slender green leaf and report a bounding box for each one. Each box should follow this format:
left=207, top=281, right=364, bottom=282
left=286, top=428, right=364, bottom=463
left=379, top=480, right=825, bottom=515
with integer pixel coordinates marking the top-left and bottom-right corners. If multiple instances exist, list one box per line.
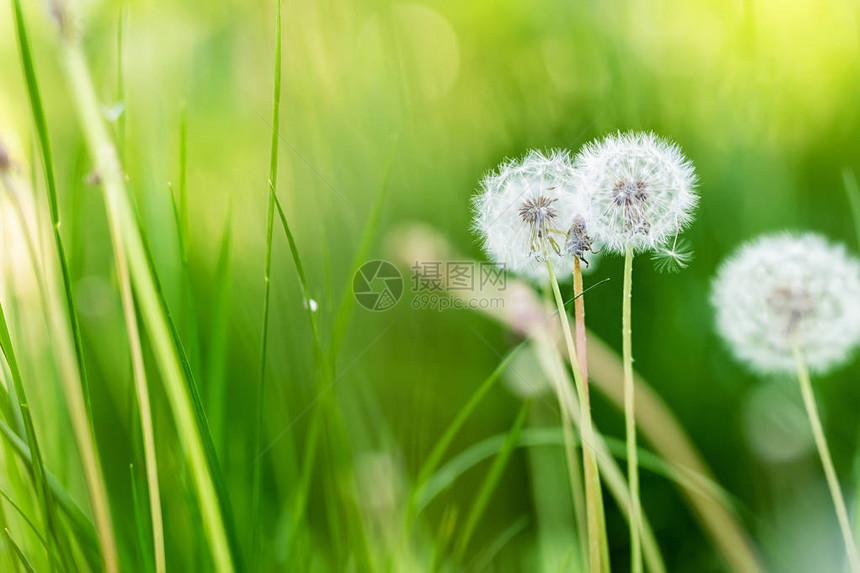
left=0, top=421, right=100, bottom=570
left=0, top=299, right=69, bottom=570
left=468, top=515, right=529, bottom=572
left=410, top=342, right=524, bottom=521
left=252, top=0, right=282, bottom=565
left=4, top=528, right=36, bottom=573
left=129, top=464, right=154, bottom=573
left=12, top=0, right=91, bottom=419
left=328, top=136, right=398, bottom=360
left=128, top=183, right=244, bottom=571
left=206, top=213, right=233, bottom=452
left=454, top=401, right=531, bottom=560
left=0, top=488, right=64, bottom=571
left=842, top=168, right=860, bottom=252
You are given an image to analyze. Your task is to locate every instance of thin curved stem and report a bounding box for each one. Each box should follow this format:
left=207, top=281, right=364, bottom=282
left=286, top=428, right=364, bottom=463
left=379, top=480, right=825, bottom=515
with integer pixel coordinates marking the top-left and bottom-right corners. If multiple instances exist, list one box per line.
left=110, top=220, right=165, bottom=573
left=623, top=244, right=642, bottom=573
left=547, top=258, right=606, bottom=573
left=574, top=258, right=610, bottom=571
left=793, top=346, right=860, bottom=573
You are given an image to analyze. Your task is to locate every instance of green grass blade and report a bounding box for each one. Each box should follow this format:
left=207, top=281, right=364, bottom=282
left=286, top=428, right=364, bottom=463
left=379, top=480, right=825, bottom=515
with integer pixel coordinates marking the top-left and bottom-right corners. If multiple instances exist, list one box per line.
left=128, top=184, right=244, bottom=571
left=12, top=4, right=117, bottom=569
left=129, top=464, right=154, bottom=573
left=4, top=528, right=36, bottom=573
left=170, top=107, right=201, bottom=376
left=421, top=427, right=736, bottom=512
left=12, top=0, right=91, bottom=421
left=453, top=401, right=530, bottom=561
left=272, top=188, right=323, bottom=359
left=842, top=168, right=860, bottom=251
left=206, top=213, right=233, bottom=452
left=0, top=489, right=48, bottom=552
left=116, top=3, right=126, bottom=162
left=468, top=515, right=529, bottom=572
left=408, top=343, right=524, bottom=521
left=0, top=420, right=100, bottom=571
left=252, top=0, right=282, bottom=564
left=328, top=137, right=398, bottom=360
left=0, top=296, right=69, bottom=569
left=0, top=488, right=64, bottom=571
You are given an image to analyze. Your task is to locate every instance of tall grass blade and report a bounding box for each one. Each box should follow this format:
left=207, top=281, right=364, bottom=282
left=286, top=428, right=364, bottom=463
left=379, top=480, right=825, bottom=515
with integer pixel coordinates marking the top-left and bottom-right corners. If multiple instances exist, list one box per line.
left=12, top=3, right=118, bottom=570
left=116, top=3, right=127, bottom=162
left=58, top=20, right=239, bottom=569
left=252, top=0, right=282, bottom=565
left=272, top=188, right=322, bottom=358
left=453, top=401, right=530, bottom=561
left=846, top=169, right=860, bottom=551
left=842, top=168, right=860, bottom=251
left=328, top=137, right=397, bottom=360
left=410, top=343, right=524, bottom=517
left=468, top=515, right=529, bottom=572
left=4, top=528, right=36, bottom=573
left=0, top=488, right=52, bottom=561
left=130, top=175, right=245, bottom=571
left=170, top=107, right=201, bottom=375
left=207, top=214, right=233, bottom=452
left=12, top=0, right=91, bottom=419
left=0, top=300, right=69, bottom=570
left=129, top=464, right=154, bottom=573
left=0, top=420, right=101, bottom=571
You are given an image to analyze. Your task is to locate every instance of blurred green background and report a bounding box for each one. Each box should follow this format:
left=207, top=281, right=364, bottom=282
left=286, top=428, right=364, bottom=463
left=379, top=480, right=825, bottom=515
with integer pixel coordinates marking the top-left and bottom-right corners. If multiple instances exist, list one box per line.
left=3, top=0, right=860, bottom=570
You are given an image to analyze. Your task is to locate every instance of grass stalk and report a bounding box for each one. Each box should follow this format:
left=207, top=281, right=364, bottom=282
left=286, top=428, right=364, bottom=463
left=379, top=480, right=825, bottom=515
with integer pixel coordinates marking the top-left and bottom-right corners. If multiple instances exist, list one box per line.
left=129, top=464, right=154, bottom=573
left=207, top=216, right=233, bottom=452
left=60, top=34, right=234, bottom=572
left=0, top=419, right=101, bottom=569
left=109, top=218, right=165, bottom=572
left=170, top=108, right=200, bottom=376
left=0, top=300, right=68, bottom=570
left=793, top=345, right=860, bottom=573
left=5, top=528, right=36, bottom=573
left=546, top=259, right=606, bottom=573
left=11, top=3, right=119, bottom=569
left=11, top=0, right=91, bottom=419
left=411, top=345, right=522, bottom=506
left=252, top=0, right=282, bottom=565
left=623, top=244, right=642, bottom=573
left=453, top=400, right=530, bottom=561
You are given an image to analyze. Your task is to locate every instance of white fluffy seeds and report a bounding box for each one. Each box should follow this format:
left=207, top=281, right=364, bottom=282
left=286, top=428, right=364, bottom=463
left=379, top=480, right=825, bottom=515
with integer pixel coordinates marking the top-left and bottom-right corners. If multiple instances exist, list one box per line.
left=473, top=149, right=591, bottom=281
left=575, top=131, right=697, bottom=254
left=712, top=233, right=860, bottom=375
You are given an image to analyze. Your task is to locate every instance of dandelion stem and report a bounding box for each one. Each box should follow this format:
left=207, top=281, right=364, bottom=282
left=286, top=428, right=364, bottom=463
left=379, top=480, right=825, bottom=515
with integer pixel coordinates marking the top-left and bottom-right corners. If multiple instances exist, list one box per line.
left=546, top=258, right=606, bottom=573
left=623, top=243, right=643, bottom=573
left=793, top=345, right=860, bottom=573
left=574, top=258, right=611, bottom=573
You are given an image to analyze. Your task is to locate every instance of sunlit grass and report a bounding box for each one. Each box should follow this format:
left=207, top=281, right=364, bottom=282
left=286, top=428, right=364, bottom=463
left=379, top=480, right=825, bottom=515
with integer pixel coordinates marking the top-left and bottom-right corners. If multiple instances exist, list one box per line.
left=1, top=0, right=860, bottom=570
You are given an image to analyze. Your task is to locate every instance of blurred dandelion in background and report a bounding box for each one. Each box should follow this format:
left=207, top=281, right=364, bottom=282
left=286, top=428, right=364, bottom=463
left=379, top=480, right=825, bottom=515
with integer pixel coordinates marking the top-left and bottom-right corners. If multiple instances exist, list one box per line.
left=712, top=233, right=860, bottom=375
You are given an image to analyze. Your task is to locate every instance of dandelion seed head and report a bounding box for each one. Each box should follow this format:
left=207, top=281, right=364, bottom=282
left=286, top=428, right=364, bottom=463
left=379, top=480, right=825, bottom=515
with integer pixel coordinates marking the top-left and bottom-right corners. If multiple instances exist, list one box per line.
left=651, top=237, right=694, bottom=274
left=473, top=149, right=591, bottom=281
left=565, top=214, right=594, bottom=264
left=575, top=131, right=697, bottom=253
left=711, top=233, right=860, bottom=375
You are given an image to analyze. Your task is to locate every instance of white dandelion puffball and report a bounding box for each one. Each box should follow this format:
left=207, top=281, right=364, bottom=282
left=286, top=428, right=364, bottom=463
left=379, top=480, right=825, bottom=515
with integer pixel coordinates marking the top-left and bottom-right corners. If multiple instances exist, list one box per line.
left=575, top=131, right=697, bottom=253
left=711, top=233, right=860, bottom=375
left=473, top=149, right=592, bottom=281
